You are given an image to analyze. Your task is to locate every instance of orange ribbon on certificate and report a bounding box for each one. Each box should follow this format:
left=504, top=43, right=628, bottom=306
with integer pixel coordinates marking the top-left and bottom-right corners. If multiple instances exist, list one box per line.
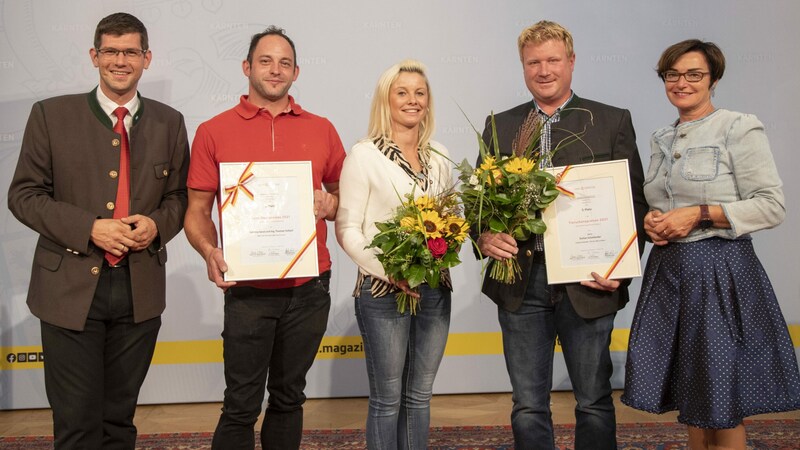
left=554, top=165, right=576, bottom=198
left=278, top=230, right=318, bottom=279
left=221, top=162, right=255, bottom=211
left=603, top=232, right=638, bottom=279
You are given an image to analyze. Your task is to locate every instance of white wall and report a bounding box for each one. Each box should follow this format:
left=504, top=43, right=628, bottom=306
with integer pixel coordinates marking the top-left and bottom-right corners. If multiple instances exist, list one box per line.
left=2, top=0, right=798, bottom=409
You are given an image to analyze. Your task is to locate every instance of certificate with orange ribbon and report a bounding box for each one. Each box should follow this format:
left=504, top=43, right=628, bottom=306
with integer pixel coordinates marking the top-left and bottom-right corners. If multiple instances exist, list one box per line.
left=219, top=161, right=318, bottom=281
left=541, top=160, right=641, bottom=284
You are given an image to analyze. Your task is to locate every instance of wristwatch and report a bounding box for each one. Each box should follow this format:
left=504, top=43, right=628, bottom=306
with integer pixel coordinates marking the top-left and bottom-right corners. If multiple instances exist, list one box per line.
left=698, top=205, right=713, bottom=229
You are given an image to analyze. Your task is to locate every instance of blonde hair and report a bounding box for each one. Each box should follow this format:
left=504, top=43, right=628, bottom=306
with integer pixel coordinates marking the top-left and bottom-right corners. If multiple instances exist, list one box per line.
left=367, top=59, right=435, bottom=150
left=517, top=20, right=574, bottom=59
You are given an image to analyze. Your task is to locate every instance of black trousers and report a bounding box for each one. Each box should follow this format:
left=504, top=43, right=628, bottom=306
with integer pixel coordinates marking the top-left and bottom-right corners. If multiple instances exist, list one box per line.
left=212, top=273, right=331, bottom=450
left=41, top=263, right=161, bottom=449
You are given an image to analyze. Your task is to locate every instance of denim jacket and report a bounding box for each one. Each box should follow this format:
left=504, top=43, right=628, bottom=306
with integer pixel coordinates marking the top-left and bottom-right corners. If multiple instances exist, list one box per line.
left=643, top=109, right=784, bottom=242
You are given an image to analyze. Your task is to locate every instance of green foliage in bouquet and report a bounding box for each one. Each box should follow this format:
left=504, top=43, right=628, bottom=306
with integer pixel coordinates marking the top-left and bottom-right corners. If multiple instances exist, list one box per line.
left=458, top=109, right=590, bottom=284
left=368, top=191, right=467, bottom=314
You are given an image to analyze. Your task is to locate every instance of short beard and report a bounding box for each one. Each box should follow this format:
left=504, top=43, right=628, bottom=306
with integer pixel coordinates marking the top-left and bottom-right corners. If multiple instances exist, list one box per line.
left=251, top=78, right=291, bottom=103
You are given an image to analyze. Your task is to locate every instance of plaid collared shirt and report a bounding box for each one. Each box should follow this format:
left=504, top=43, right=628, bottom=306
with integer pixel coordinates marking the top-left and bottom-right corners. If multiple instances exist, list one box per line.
left=533, top=93, right=573, bottom=250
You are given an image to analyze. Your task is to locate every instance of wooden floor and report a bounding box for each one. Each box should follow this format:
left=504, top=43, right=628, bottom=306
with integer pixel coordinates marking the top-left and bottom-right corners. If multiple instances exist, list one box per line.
left=2, top=391, right=799, bottom=437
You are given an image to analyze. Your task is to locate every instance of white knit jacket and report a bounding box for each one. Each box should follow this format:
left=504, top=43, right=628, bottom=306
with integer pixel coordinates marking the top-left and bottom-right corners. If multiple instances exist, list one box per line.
left=335, top=139, right=453, bottom=281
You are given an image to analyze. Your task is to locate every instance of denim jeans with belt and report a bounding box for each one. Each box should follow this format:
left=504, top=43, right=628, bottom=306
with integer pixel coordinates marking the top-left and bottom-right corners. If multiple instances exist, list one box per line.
left=355, top=277, right=451, bottom=450
left=498, top=262, right=617, bottom=450
left=212, top=272, right=331, bottom=450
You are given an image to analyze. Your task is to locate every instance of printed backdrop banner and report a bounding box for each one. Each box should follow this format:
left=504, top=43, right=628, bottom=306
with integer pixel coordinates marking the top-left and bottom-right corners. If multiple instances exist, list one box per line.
left=2, top=0, right=799, bottom=409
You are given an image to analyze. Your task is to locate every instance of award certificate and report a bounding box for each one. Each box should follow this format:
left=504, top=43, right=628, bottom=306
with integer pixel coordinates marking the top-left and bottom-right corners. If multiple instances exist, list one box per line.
left=219, top=161, right=318, bottom=281
left=542, top=160, right=640, bottom=284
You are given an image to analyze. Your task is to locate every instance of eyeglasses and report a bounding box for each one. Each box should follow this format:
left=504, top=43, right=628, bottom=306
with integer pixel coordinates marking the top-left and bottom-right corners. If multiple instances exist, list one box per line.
left=96, top=48, right=147, bottom=59
left=662, top=71, right=710, bottom=83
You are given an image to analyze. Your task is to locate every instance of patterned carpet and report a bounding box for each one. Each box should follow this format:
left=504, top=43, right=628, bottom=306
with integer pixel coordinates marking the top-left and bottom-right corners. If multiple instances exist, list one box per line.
left=0, top=420, right=797, bottom=449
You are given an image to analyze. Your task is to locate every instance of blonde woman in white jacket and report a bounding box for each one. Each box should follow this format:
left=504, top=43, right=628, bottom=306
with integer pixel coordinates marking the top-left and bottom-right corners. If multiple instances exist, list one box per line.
left=335, top=60, right=452, bottom=450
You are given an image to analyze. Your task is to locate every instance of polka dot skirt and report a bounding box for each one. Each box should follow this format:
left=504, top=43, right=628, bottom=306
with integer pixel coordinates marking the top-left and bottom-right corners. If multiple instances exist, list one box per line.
left=621, top=238, right=800, bottom=429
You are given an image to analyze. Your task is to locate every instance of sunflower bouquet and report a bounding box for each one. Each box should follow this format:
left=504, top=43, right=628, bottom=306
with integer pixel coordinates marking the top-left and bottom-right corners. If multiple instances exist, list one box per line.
left=457, top=111, right=577, bottom=284
left=368, top=190, right=467, bottom=314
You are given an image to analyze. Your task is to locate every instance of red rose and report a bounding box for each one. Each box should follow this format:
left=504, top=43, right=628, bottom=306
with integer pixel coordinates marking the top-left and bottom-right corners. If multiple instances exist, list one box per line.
left=427, top=237, right=448, bottom=259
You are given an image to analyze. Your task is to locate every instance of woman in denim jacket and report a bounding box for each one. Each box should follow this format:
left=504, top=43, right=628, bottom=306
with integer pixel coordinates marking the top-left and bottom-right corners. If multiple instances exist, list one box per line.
left=621, top=39, right=800, bottom=449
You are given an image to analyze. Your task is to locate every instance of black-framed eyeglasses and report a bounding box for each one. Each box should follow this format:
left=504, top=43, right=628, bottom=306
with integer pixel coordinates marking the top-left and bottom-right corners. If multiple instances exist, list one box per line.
left=662, top=71, right=710, bottom=83
left=96, top=48, right=147, bottom=59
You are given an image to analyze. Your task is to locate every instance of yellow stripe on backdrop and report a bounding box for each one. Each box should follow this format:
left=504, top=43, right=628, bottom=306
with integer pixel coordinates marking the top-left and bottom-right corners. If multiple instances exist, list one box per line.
left=3, top=325, right=800, bottom=370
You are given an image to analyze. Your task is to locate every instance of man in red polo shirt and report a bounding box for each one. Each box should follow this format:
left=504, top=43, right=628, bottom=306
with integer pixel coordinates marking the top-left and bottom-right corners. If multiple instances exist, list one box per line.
left=184, top=26, right=345, bottom=450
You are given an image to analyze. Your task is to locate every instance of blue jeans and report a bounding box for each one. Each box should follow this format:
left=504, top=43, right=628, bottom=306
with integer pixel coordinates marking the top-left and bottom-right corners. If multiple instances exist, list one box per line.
left=499, top=262, right=616, bottom=450
left=212, top=273, right=331, bottom=450
left=355, top=277, right=451, bottom=450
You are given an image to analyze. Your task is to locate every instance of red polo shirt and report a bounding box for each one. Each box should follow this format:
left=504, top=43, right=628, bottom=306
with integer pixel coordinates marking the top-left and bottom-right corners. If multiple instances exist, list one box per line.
left=188, top=95, right=345, bottom=289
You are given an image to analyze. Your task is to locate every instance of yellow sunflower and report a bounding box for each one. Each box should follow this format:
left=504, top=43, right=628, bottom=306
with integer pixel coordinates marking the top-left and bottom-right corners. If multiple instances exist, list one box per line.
left=477, top=156, right=497, bottom=173
left=492, top=168, right=504, bottom=183
left=417, top=210, right=446, bottom=239
left=483, top=168, right=503, bottom=186
left=475, top=156, right=504, bottom=185
left=445, top=216, right=469, bottom=243
left=505, top=157, right=534, bottom=174
left=400, top=215, right=417, bottom=229
left=414, top=195, right=436, bottom=211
